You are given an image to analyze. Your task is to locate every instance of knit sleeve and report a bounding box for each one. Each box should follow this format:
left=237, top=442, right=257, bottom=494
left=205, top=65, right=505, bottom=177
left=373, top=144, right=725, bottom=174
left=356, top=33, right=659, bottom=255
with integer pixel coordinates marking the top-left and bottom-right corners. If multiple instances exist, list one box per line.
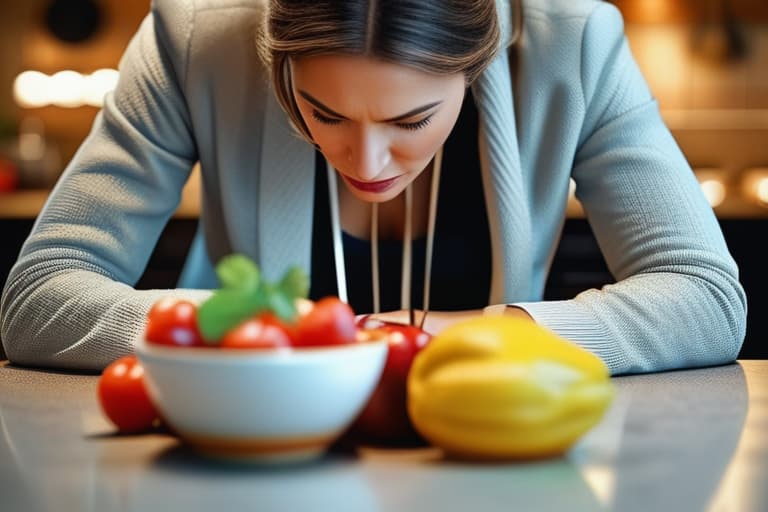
left=0, top=1, right=211, bottom=371
left=515, top=2, right=747, bottom=375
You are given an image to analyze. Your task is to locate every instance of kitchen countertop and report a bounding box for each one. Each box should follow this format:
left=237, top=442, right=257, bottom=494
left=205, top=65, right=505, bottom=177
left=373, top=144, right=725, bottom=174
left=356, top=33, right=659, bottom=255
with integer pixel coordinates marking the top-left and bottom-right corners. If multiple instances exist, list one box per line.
left=0, top=359, right=765, bottom=512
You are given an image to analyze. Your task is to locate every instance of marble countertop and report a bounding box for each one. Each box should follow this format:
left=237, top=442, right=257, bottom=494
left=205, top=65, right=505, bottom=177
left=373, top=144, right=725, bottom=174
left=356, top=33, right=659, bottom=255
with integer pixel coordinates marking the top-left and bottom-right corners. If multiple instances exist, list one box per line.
left=1, top=360, right=765, bottom=512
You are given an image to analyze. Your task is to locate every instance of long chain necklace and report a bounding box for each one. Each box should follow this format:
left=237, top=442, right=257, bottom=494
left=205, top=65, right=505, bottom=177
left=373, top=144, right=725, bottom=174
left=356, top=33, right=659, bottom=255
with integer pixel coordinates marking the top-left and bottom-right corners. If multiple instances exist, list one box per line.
left=326, top=147, right=443, bottom=327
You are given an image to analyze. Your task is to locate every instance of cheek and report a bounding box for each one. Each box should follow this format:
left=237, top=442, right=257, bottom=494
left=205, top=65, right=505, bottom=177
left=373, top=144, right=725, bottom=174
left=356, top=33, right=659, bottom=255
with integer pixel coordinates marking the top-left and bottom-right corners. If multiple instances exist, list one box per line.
left=314, top=132, right=351, bottom=169
left=391, top=116, right=456, bottom=162
left=390, top=133, right=441, bottom=164
left=309, top=125, right=341, bottom=152
left=297, top=110, right=347, bottom=157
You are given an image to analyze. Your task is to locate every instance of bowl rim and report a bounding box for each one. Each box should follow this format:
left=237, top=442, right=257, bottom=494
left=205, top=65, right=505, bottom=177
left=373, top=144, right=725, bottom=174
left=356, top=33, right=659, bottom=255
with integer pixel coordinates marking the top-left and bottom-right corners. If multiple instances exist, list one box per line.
left=135, top=336, right=388, bottom=364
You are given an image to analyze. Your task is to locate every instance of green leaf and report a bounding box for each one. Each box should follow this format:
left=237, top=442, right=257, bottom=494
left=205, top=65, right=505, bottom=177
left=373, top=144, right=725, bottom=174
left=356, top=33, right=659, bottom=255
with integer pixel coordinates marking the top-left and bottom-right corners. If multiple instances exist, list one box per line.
left=196, top=256, right=311, bottom=343
left=266, top=288, right=298, bottom=323
left=277, top=266, right=310, bottom=299
left=197, top=288, right=267, bottom=343
left=216, top=253, right=260, bottom=291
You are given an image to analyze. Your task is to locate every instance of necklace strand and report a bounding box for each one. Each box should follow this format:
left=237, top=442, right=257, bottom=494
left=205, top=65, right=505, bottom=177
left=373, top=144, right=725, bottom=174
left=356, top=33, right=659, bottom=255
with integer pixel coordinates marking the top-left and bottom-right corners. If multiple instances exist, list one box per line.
left=326, top=147, right=442, bottom=325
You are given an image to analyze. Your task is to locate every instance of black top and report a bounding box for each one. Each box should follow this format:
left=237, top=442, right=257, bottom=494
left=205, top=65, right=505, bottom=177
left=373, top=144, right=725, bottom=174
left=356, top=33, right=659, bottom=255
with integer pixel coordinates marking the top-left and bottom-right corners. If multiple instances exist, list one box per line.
left=309, top=89, right=491, bottom=314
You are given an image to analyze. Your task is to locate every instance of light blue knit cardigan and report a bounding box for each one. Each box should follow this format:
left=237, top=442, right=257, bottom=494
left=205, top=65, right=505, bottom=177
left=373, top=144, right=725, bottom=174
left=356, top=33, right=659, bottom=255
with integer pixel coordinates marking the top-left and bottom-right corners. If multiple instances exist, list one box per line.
left=0, top=0, right=747, bottom=373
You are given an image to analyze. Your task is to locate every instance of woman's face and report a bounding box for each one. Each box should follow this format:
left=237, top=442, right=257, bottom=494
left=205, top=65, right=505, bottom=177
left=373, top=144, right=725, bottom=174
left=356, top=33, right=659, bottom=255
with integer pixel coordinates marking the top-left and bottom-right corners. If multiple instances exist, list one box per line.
left=290, top=54, right=466, bottom=202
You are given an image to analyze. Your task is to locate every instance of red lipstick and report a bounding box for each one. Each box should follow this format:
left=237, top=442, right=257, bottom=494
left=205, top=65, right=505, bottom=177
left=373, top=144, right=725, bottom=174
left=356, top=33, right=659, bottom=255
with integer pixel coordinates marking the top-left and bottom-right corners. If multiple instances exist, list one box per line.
left=344, top=175, right=400, bottom=194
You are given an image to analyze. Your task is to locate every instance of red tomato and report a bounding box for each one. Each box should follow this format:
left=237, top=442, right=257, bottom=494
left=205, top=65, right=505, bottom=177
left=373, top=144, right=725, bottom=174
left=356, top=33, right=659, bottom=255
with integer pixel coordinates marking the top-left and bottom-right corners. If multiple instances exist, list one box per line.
left=350, top=319, right=432, bottom=445
left=220, top=313, right=294, bottom=349
left=294, top=296, right=357, bottom=347
left=97, top=355, right=159, bottom=433
left=0, top=159, right=18, bottom=193
left=144, top=297, right=205, bottom=347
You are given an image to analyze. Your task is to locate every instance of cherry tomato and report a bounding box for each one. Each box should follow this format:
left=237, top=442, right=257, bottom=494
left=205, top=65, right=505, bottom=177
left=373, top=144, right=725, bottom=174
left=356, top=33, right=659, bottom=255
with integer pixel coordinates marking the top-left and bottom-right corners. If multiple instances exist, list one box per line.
left=220, top=313, right=294, bottom=349
left=294, top=296, right=357, bottom=347
left=145, top=297, right=205, bottom=347
left=97, top=355, right=159, bottom=433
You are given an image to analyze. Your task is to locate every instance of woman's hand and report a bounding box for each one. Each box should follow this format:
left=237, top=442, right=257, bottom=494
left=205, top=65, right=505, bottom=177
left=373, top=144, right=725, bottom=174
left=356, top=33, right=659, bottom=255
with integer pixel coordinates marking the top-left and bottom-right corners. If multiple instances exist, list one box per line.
left=357, top=306, right=533, bottom=335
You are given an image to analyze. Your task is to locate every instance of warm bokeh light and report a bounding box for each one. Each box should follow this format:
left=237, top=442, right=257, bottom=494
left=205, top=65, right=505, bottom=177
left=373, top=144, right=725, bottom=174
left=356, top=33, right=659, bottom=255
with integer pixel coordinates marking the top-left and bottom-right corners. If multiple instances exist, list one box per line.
left=85, top=68, right=120, bottom=105
left=50, top=70, right=84, bottom=108
left=757, top=178, right=768, bottom=205
left=12, top=71, right=49, bottom=108
left=566, top=177, right=584, bottom=217
left=629, top=0, right=674, bottom=24
left=13, top=68, right=119, bottom=108
left=694, top=168, right=728, bottom=209
left=700, top=178, right=727, bottom=207
left=610, top=0, right=698, bottom=24
left=741, top=168, right=768, bottom=208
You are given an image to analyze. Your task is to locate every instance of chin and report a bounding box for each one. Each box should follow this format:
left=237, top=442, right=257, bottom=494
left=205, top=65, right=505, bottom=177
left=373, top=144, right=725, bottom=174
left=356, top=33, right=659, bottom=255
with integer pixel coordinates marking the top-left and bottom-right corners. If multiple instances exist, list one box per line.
left=347, top=187, right=403, bottom=204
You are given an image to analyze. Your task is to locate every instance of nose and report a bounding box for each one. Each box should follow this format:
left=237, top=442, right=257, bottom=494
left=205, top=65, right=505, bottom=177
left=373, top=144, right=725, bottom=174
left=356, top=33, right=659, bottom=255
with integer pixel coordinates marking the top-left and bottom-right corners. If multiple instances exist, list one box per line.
left=347, top=127, right=391, bottom=180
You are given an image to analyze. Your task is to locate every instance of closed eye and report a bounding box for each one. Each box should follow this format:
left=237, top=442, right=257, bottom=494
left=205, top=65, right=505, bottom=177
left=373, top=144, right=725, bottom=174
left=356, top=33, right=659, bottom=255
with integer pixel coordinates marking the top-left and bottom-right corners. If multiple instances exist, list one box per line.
left=312, top=108, right=433, bottom=131
left=311, top=109, right=342, bottom=125
left=396, top=116, right=433, bottom=131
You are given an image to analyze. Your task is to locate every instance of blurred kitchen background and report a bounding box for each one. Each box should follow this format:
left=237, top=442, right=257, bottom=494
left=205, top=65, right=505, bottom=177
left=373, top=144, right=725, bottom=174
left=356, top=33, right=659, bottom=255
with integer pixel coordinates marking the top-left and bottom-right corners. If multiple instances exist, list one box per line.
left=0, top=0, right=766, bottom=358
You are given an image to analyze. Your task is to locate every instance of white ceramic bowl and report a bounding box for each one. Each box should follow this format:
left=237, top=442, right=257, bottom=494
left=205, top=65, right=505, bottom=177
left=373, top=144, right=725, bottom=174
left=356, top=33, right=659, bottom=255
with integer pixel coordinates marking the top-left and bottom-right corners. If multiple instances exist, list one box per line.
left=135, top=338, right=388, bottom=463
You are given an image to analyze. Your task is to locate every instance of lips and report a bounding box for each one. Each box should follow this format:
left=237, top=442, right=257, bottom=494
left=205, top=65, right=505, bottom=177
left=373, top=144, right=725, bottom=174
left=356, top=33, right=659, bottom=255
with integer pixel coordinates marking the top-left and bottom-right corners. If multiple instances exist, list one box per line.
left=343, top=175, right=400, bottom=194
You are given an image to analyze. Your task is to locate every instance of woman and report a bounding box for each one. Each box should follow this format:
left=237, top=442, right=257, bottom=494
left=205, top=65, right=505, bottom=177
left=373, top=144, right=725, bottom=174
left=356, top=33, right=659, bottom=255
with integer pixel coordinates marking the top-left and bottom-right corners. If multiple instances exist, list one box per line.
left=0, top=0, right=746, bottom=374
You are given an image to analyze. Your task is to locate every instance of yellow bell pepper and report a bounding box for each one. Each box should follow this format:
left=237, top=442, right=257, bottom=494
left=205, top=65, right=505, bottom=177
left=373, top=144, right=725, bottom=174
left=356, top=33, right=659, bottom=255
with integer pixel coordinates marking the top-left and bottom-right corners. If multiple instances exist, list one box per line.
left=407, top=316, right=614, bottom=460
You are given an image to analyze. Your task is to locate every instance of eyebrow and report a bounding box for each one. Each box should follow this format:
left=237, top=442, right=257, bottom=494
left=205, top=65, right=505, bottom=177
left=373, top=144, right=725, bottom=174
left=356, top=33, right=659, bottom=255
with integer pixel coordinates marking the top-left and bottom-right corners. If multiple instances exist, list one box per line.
left=298, top=90, right=442, bottom=123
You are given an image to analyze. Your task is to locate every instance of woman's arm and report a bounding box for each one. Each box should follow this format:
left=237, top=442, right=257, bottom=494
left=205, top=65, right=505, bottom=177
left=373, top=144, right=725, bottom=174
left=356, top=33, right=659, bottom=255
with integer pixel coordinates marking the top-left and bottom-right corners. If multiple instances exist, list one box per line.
left=0, top=3, right=210, bottom=370
left=363, top=306, right=532, bottom=335
left=517, top=3, right=746, bottom=375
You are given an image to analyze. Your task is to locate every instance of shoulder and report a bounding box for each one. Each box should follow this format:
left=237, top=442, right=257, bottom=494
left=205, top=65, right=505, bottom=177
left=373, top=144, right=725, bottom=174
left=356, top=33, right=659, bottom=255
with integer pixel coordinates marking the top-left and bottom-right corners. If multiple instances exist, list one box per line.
left=522, top=0, right=619, bottom=23
left=153, top=0, right=266, bottom=19
left=519, top=0, right=629, bottom=92
left=150, top=0, right=268, bottom=59
left=148, top=0, right=270, bottom=89
left=523, top=0, right=624, bottom=51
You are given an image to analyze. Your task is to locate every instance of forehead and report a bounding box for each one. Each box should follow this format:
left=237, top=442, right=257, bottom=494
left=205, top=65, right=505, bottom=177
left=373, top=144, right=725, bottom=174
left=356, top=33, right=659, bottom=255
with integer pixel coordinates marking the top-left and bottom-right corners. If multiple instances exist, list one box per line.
left=291, top=54, right=444, bottom=83
left=290, top=54, right=464, bottom=115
